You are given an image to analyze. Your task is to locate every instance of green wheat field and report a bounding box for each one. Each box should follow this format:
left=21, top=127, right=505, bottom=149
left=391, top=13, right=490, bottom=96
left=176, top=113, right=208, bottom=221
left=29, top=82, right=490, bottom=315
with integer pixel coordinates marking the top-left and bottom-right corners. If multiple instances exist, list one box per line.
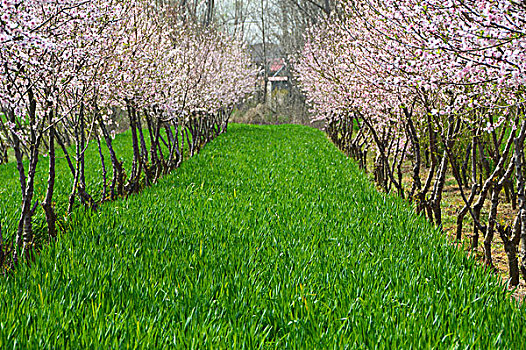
left=1, top=124, right=525, bottom=348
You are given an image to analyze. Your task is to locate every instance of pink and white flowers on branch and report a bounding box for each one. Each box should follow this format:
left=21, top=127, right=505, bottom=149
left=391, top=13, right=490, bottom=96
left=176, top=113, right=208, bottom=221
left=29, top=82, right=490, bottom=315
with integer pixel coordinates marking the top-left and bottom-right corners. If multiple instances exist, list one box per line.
left=295, top=1, right=526, bottom=285
left=0, top=0, right=257, bottom=267
left=159, top=25, right=258, bottom=116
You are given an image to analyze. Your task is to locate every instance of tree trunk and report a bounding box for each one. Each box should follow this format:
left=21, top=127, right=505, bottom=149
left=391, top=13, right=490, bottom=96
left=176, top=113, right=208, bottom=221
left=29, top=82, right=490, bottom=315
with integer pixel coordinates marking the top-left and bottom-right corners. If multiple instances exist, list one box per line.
left=12, top=89, right=42, bottom=264
left=514, top=120, right=526, bottom=280
left=96, top=133, right=108, bottom=200
left=126, top=101, right=142, bottom=194
left=42, top=109, right=57, bottom=239
left=55, top=131, right=76, bottom=175
left=97, top=112, right=123, bottom=199
left=499, top=216, right=520, bottom=286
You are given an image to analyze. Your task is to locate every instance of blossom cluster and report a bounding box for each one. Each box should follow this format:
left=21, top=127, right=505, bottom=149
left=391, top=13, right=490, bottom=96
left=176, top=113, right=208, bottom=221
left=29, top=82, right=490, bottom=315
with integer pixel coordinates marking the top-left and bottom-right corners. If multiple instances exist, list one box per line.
left=296, top=0, right=526, bottom=128
left=0, top=0, right=257, bottom=127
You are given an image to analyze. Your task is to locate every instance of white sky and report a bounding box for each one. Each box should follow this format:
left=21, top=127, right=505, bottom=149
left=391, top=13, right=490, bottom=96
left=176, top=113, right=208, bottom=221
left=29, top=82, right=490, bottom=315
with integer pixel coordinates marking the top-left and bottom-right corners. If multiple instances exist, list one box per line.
left=214, top=0, right=279, bottom=44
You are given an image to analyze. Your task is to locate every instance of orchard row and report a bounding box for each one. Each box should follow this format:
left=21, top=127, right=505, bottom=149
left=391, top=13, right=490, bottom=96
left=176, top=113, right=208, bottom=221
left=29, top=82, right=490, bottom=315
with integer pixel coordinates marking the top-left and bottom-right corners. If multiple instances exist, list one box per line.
left=296, top=1, right=526, bottom=285
left=0, top=0, right=257, bottom=267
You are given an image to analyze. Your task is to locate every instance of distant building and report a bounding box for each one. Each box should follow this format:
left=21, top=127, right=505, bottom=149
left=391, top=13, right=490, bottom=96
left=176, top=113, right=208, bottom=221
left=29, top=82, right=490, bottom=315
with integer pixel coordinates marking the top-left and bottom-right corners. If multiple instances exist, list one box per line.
left=249, top=43, right=290, bottom=107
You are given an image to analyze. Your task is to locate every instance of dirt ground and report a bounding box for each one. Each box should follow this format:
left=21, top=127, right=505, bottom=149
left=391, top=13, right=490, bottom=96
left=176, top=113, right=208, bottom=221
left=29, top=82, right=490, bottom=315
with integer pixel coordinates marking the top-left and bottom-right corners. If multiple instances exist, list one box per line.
left=380, top=159, right=526, bottom=302
left=439, top=176, right=526, bottom=302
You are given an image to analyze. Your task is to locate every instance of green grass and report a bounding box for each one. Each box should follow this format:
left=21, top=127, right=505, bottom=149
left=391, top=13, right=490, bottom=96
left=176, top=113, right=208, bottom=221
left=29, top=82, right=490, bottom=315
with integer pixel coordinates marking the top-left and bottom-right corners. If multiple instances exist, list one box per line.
left=0, top=124, right=525, bottom=348
left=0, top=130, right=128, bottom=242
left=0, top=126, right=188, bottom=246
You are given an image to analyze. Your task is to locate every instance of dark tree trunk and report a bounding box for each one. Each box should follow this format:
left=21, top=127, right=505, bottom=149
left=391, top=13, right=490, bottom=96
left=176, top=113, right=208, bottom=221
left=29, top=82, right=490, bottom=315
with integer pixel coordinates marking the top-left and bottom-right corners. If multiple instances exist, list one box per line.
left=96, top=112, right=124, bottom=199
left=499, top=217, right=520, bottom=286
left=136, top=110, right=149, bottom=164
left=456, top=135, right=479, bottom=241
left=430, top=153, right=448, bottom=227
left=42, top=109, right=57, bottom=239
left=173, top=121, right=182, bottom=168
left=126, top=101, right=142, bottom=194
left=68, top=104, right=95, bottom=211
left=96, top=133, right=108, bottom=200
left=164, top=122, right=177, bottom=170
left=485, top=160, right=515, bottom=267
left=144, top=109, right=160, bottom=180
left=404, top=108, right=422, bottom=207
left=0, top=137, right=7, bottom=164
left=15, top=89, right=41, bottom=264
left=514, top=120, right=526, bottom=281
left=485, top=185, right=500, bottom=267
left=55, top=131, right=76, bottom=175
left=461, top=142, right=472, bottom=188
left=472, top=127, right=515, bottom=249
